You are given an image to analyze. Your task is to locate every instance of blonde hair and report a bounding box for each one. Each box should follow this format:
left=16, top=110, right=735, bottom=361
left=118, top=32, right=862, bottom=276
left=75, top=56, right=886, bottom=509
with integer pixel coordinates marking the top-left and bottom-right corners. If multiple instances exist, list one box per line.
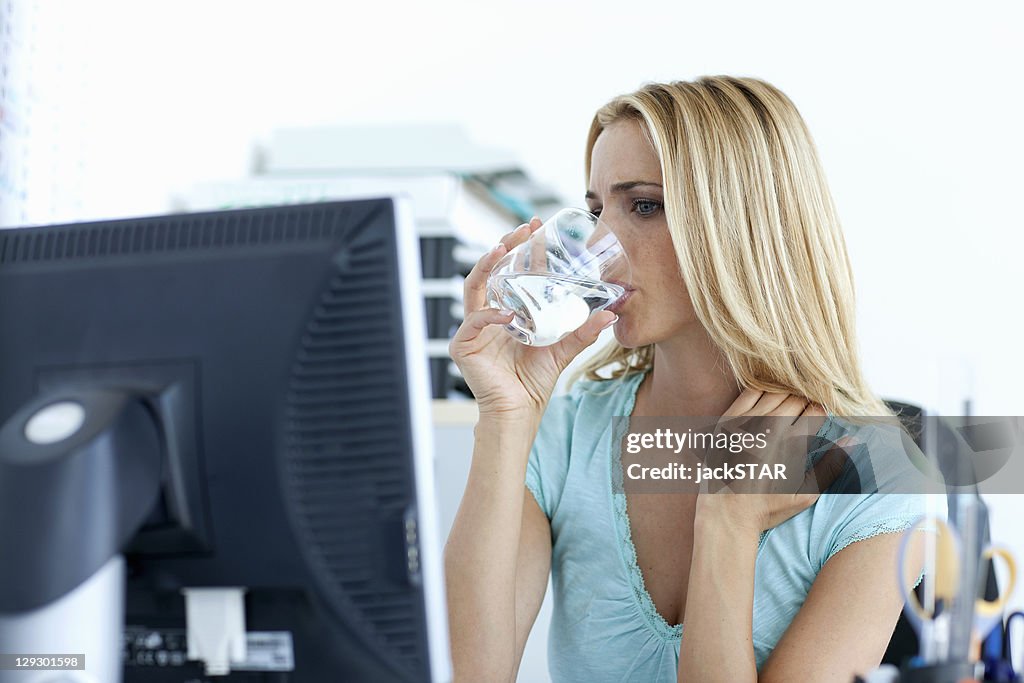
left=573, top=76, right=890, bottom=418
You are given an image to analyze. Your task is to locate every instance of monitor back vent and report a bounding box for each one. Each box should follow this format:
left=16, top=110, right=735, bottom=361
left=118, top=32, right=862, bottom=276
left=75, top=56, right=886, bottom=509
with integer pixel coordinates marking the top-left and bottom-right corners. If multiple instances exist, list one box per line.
left=284, top=210, right=427, bottom=680
left=0, top=204, right=354, bottom=263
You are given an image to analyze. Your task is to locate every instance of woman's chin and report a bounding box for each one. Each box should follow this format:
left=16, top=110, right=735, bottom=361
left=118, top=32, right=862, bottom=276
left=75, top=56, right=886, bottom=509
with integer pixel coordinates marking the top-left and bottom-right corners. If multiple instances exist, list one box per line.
left=608, top=320, right=643, bottom=349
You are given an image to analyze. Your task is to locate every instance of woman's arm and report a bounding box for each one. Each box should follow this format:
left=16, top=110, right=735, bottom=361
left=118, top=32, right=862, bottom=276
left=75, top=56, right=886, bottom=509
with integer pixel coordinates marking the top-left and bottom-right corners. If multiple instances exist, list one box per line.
left=444, top=216, right=614, bottom=682
left=677, top=390, right=920, bottom=681
left=675, top=499, right=925, bottom=679
left=512, top=488, right=553, bottom=680
left=678, top=501, right=925, bottom=683
left=676, top=512, right=761, bottom=680
left=757, top=531, right=920, bottom=682
left=444, top=416, right=551, bottom=683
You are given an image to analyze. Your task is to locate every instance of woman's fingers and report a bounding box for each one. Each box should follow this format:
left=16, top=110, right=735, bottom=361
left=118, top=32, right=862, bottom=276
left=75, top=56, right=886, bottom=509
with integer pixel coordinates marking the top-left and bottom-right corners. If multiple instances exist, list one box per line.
left=550, top=310, right=617, bottom=367
left=449, top=307, right=515, bottom=348
left=528, top=223, right=547, bottom=272
left=797, top=402, right=828, bottom=432
left=497, top=217, right=542, bottom=251
left=463, top=242, right=509, bottom=316
left=724, top=390, right=791, bottom=417
left=726, top=389, right=826, bottom=420
left=772, top=395, right=810, bottom=420
left=723, top=388, right=764, bottom=417
left=756, top=392, right=796, bottom=415
left=462, top=218, right=543, bottom=316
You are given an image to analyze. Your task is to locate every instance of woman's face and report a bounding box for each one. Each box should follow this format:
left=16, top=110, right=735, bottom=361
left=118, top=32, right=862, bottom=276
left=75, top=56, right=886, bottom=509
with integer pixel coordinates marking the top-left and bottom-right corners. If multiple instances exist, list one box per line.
left=586, top=118, right=698, bottom=348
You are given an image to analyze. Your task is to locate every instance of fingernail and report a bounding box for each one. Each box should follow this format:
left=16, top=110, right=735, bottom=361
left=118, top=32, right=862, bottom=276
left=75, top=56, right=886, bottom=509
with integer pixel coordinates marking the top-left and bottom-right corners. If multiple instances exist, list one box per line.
left=531, top=216, right=540, bottom=223
left=603, top=315, right=619, bottom=329
left=498, top=308, right=514, bottom=316
left=491, top=243, right=506, bottom=253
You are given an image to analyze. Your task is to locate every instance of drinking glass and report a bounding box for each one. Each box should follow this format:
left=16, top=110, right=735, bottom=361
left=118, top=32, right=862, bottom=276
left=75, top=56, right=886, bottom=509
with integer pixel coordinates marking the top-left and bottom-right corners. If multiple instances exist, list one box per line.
left=486, top=208, right=631, bottom=346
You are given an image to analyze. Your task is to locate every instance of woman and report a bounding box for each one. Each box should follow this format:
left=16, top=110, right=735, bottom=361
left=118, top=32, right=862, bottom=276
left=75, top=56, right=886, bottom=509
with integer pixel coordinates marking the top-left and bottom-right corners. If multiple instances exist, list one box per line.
left=445, top=76, right=927, bottom=682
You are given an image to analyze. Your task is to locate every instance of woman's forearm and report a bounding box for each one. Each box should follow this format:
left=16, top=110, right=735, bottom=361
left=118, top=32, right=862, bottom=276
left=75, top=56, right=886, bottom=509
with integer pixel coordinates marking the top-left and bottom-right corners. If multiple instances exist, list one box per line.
left=444, top=414, right=541, bottom=681
left=678, top=511, right=762, bottom=682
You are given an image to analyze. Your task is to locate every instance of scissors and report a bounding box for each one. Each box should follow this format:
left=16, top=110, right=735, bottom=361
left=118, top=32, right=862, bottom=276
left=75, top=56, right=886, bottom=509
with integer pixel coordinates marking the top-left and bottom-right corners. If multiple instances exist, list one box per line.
left=896, top=515, right=1018, bottom=665
left=981, top=610, right=1024, bottom=683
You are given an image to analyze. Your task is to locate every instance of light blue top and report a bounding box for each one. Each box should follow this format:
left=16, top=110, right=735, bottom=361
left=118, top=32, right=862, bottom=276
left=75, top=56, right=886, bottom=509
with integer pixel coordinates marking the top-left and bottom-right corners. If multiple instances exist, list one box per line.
left=525, top=371, right=932, bottom=683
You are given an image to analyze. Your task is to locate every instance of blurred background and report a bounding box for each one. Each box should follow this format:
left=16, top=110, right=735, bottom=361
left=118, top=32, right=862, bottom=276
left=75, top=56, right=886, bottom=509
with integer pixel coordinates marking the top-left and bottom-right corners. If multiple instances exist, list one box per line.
left=2, top=1, right=1021, bottom=680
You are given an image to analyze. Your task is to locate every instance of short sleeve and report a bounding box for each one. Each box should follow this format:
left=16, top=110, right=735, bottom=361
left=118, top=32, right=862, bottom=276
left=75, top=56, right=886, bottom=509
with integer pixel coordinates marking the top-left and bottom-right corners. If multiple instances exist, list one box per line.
left=525, top=391, right=578, bottom=519
left=814, top=493, right=945, bottom=570
left=810, top=418, right=947, bottom=570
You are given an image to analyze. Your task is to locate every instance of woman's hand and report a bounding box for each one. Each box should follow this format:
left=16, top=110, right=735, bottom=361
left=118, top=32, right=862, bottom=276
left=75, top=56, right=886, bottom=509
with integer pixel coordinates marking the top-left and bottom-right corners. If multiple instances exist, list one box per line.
left=449, top=217, right=617, bottom=421
left=695, top=389, right=852, bottom=533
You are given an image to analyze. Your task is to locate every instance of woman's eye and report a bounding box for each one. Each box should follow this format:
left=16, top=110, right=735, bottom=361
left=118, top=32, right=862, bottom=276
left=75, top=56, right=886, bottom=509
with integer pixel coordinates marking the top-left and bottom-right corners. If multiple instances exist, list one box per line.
left=632, top=198, right=662, bottom=217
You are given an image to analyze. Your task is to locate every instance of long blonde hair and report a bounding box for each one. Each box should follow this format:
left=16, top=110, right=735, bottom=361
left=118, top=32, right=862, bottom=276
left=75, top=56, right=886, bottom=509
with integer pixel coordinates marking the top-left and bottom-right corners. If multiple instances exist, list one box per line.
left=574, top=76, right=890, bottom=418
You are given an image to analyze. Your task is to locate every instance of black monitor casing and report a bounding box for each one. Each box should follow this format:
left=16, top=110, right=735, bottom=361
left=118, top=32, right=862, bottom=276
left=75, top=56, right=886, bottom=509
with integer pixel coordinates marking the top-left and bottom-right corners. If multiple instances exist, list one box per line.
left=0, top=199, right=449, bottom=682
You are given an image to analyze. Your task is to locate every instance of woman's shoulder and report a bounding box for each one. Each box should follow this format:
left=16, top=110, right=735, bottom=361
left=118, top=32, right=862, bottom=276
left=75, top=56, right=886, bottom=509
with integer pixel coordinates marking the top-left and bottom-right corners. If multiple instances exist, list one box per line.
left=533, top=373, right=642, bottom=459
left=807, top=414, right=944, bottom=567
left=528, top=374, right=642, bottom=518
left=538, top=374, right=635, bottom=436
left=825, top=415, right=931, bottom=495
left=564, top=370, right=645, bottom=408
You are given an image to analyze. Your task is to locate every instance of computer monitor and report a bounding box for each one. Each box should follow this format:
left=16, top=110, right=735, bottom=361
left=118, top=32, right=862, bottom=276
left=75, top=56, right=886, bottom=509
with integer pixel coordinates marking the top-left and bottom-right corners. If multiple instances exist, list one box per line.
left=0, top=199, right=451, bottom=682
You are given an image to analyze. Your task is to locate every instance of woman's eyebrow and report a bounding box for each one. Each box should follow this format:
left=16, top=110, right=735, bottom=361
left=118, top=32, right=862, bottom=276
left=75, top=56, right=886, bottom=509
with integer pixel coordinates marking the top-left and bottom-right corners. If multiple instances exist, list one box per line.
left=585, top=181, right=663, bottom=200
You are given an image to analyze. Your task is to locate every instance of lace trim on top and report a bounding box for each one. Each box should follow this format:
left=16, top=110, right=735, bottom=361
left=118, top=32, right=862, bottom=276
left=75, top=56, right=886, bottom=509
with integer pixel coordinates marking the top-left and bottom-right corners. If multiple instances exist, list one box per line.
left=827, top=515, right=922, bottom=561
left=608, top=371, right=772, bottom=642
left=826, top=516, right=929, bottom=589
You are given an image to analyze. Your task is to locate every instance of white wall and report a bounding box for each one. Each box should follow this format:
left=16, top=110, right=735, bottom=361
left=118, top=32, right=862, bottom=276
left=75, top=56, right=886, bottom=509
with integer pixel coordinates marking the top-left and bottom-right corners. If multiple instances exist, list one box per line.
left=7, top=0, right=1022, bottom=408
left=5, top=0, right=1023, bottom=664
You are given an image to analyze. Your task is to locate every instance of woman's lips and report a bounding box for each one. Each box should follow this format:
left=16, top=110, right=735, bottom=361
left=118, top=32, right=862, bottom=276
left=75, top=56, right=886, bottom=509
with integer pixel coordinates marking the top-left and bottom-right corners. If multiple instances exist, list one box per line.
left=606, top=286, right=634, bottom=314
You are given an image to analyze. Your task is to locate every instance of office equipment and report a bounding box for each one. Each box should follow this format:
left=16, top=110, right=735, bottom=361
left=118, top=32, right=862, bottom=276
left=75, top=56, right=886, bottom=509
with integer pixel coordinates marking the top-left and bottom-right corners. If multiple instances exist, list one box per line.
left=855, top=664, right=901, bottom=683
left=894, top=514, right=1017, bottom=683
left=881, top=403, right=1019, bottom=673
left=948, top=496, right=990, bottom=662
left=980, top=610, right=1024, bottom=682
left=872, top=610, right=1024, bottom=682
left=174, top=124, right=567, bottom=398
left=0, top=199, right=450, bottom=681
left=175, top=170, right=505, bottom=399
left=1007, top=611, right=1024, bottom=679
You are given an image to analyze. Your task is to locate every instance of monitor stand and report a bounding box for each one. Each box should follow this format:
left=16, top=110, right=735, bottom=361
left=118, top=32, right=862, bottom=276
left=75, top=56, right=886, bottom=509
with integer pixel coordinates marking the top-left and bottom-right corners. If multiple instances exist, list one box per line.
left=0, top=390, right=164, bottom=683
left=0, top=556, right=125, bottom=683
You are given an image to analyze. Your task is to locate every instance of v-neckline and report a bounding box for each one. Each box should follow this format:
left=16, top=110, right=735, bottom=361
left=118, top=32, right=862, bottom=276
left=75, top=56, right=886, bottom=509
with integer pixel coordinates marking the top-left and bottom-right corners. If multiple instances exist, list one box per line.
left=606, top=370, right=769, bottom=641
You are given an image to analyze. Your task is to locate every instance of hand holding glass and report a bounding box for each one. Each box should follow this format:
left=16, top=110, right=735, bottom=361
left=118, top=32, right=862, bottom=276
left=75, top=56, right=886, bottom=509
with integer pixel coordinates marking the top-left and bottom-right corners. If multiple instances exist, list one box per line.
left=486, top=208, right=631, bottom=346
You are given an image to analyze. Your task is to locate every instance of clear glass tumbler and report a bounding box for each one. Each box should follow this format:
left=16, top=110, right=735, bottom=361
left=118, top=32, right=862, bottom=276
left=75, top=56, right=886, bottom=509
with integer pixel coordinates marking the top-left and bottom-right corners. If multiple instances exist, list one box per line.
left=486, top=208, right=631, bottom=346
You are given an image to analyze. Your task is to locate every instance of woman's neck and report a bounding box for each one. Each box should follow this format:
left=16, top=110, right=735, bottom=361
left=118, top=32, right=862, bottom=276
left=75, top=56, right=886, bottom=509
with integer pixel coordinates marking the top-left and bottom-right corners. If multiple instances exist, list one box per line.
left=638, top=325, right=742, bottom=417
